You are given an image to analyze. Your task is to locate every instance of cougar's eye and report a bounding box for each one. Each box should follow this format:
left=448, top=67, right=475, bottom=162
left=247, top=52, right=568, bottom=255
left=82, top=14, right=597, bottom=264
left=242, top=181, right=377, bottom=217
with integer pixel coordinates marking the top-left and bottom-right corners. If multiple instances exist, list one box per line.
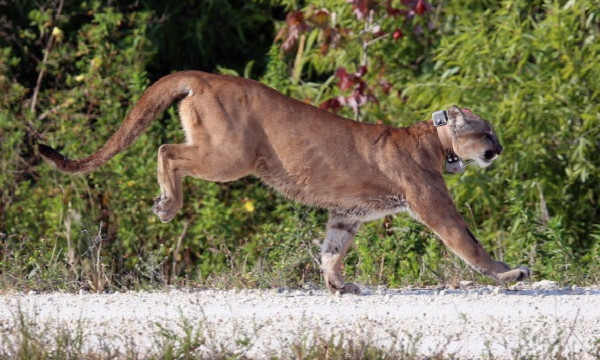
left=484, top=133, right=494, bottom=143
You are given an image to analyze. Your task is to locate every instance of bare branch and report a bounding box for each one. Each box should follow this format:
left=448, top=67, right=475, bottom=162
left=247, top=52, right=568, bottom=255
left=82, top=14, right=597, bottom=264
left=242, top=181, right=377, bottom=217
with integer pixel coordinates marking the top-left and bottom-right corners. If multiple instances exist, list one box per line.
left=29, top=0, right=65, bottom=114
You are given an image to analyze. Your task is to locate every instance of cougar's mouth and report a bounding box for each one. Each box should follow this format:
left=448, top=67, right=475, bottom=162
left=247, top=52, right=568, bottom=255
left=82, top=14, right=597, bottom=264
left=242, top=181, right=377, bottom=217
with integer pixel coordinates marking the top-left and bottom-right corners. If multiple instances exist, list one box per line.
left=476, top=150, right=499, bottom=167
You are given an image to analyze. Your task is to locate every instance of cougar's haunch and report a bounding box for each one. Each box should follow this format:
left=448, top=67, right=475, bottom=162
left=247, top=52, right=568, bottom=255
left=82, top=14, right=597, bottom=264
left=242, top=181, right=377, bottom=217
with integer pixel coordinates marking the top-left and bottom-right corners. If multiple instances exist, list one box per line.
left=40, top=71, right=530, bottom=293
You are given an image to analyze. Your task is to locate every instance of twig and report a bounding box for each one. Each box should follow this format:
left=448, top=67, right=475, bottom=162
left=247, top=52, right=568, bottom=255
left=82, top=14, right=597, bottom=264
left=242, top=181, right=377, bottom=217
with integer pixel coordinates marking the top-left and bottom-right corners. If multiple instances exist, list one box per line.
left=291, top=34, right=307, bottom=83
left=360, top=12, right=370, bottom=68
left=424, top=263, right=445, bottom=284
left=172, top=218, right=192, bottom=281
left=94, top=220, right=105, bottom=291
left=536, top=182, right=549, bottom=225
left=29, top=0, right=65, bottom=114
left=364, top=31, right=389, bottom=47
left=555, top=308, right=580, bottom=357
left=302, top=238, right=321, bottom=267
left=37, top=98, right=74, bottom=121
left=464, top=202, right=479, bottom=237
left=378, top=254, right=385, bottom=281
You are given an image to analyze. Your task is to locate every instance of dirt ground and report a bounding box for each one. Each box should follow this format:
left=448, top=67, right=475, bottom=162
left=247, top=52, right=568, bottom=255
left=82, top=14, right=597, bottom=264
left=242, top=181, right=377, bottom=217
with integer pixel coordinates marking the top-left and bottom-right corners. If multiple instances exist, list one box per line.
left=1, top=281, right=599, bottom=358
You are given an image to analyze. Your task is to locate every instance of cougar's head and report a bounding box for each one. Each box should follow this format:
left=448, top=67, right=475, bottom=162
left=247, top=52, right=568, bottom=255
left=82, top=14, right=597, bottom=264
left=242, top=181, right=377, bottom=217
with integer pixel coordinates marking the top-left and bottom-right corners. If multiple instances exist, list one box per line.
left=447, top=105, right=503, bottom=168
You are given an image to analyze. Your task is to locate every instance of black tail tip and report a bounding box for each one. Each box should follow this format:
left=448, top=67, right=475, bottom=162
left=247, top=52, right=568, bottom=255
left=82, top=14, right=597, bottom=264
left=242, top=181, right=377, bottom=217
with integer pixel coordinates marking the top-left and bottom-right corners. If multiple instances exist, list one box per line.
left=38, top=143, right=66, bottom=162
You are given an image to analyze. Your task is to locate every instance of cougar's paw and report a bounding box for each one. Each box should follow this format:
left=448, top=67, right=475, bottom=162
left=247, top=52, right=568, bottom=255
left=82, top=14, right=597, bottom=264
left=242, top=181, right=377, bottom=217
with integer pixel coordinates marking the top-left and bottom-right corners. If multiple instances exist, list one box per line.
left=495, top=266, right=531, bottom=283
left=340, top=282, right=362, bottom=295
left=326, top=281, right=361, bottom=295
left=152, top=195, right=180, bottom=223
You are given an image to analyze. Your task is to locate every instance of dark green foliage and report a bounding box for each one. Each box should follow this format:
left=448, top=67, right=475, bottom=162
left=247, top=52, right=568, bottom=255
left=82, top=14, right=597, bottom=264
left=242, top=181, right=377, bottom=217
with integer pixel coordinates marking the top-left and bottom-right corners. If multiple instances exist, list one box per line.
left=140, top=0, right=275, bottom=77
left=0, top=0, right=286, bottom=290
left=1, top=0, right=598, bottom=291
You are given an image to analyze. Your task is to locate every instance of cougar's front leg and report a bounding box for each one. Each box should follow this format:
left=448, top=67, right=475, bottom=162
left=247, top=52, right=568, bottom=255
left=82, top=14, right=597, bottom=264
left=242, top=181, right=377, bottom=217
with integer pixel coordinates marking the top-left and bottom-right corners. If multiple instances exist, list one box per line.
left=154, top=144, right=198, bottom=223
left=408, top=183, right=530, bottom=283
left=321, top=214, right=362, bottom=294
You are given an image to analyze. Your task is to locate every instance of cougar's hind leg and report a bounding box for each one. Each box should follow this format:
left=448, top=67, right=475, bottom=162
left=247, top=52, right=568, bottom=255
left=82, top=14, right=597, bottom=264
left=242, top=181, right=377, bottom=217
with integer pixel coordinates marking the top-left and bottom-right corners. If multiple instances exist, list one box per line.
left=154, top=144, right=194, bottom=223
left=321, top=214, right=362, bottom=294
left=153, top=143, right=253, bottom=223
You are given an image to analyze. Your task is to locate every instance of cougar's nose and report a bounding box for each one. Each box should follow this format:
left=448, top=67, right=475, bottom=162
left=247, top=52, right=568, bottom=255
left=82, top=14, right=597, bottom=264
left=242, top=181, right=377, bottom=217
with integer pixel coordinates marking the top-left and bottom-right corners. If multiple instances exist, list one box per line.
left=484, top=150, right=495, bottom=161
left=497, top=143, right=503, bottom=155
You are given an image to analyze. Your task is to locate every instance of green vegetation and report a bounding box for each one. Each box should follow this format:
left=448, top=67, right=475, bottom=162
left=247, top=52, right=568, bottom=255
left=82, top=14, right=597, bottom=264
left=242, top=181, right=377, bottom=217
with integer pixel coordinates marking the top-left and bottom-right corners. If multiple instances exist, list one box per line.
left=1, top=0, right=599, bottom=291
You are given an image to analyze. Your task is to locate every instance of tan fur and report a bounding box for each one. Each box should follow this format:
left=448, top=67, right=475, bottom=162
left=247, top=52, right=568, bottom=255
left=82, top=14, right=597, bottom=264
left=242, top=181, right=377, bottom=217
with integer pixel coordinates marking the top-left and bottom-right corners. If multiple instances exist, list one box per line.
left=39, top=71, right=530, bottom=293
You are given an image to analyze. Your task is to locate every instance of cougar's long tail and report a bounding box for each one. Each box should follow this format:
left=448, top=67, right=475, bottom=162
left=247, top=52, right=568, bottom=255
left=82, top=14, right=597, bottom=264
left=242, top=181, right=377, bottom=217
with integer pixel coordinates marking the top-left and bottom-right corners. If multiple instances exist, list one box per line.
left=39, top=72, right=194, bottom=173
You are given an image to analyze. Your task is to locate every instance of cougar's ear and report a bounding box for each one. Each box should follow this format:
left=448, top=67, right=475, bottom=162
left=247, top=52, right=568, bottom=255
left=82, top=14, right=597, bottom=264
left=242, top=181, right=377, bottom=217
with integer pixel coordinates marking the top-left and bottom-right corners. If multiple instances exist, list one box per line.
left=447, top=105, right=466, bottom=127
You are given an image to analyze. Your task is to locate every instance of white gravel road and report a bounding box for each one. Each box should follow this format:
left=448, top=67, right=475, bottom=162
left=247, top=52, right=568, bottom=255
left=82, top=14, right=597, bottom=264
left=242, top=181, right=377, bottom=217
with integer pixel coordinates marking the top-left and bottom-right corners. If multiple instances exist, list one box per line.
left=1, top=281, right=599, bottom=359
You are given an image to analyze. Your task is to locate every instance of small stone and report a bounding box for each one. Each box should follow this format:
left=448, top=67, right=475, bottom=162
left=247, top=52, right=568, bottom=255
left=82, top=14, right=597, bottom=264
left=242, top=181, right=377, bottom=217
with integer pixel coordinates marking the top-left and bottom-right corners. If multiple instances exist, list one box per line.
left=477, top=287, right=491, bottom=296
left=303, top=282, right=319, bottom=290
left=532, top=280, right=558, bottom=290
left=459, top=280, right=473, bottom=288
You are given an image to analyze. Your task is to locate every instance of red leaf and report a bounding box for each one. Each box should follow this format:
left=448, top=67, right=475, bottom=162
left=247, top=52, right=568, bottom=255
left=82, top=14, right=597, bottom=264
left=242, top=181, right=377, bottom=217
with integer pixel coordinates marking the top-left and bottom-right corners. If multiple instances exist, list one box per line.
left=335, top=67, right=348, bottom=78
left=311, top=8, right=330, bottom=28
left=380, top=81, right=392, bottom=94
left=348, top=0, right=378, bottom=20
left=319, top=98, right=343, bottom=112
left=386, top=7, right=401, bottom=17
left=415, top=0, right=427, bottom=15
left=281, top=28, right=299, bottom=51
left=286, top=10, right=306, bottom=27
left=346, top=90, right=368, bottom=113
left=357, top=65, right=368, bottom=77
left=392, top=29, right=403, bottom=40
left=402, top=0, right=430, bottom=16
left=279, top=10, right=309, bottom=51
left=336, top=67, right=356, bottom=91
left=356, top=79, right=367, bottom=93
left=374, top=29, right=388, bottom=38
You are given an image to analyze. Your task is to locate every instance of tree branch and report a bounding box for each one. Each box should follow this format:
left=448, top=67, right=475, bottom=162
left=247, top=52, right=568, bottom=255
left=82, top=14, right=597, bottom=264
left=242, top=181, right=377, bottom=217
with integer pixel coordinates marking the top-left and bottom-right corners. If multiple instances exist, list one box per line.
left=29, top=0, right=65, bottom=114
